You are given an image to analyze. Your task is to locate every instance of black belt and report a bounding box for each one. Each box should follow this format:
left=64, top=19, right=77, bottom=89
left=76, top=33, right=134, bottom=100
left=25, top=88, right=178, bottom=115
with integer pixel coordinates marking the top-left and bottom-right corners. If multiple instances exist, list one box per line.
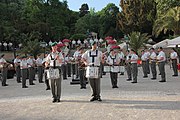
left=87, top=65, right=100, bottom=67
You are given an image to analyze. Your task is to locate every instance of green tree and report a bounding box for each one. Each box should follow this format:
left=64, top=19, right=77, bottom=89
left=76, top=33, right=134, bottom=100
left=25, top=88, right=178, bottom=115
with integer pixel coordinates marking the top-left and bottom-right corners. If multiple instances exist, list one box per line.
left=128, top=31, right=150, bottom=54
left=117, top=0, right=156, bottom=35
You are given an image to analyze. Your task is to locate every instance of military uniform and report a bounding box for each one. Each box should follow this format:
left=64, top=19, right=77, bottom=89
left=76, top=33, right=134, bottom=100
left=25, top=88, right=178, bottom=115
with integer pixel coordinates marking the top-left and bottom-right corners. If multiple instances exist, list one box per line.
left=150, top=51, right=157, bottom=79
left=157, top=50, right=166, bottom=82
left=36, top=56, right=44, bottom=83
left=82, top=48, right=104, bottom=101
left=107, top=52, right=120, bottom=88
left=27, top=56, right=36, bottom=85
left=125, top=53, right=132, bottom=80
left=0, top=55, right=8, bottom=86
left=130, top=52, right=138, bottom=83
left=145, top=51, right=150, bottom=74
left=14, top=56, right=21, bottom=83
left=46, top=50, right=63, bottom=102
left=170, top=51, right=178, bottom=76
left=20, top=57, right=28, bottom=88
left=141, top=51, right=148, bottom=78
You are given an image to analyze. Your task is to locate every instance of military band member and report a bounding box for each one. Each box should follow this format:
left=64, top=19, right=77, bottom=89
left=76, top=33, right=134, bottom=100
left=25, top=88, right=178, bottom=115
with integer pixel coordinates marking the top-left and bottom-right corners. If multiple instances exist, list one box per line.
left=125, top=50, right=132, bottom=81
left=27, top=55, right=36, bottom=85
left=145, top=49, right=150, bottom=74
left=150, top=48, right=157, bottom=80
left=141, top=50, right=148, bottom=78
left=45, top=42, right=63, bottom=103
left=62, top=53, right=68, bottom=80
left=14, top=55, right=21, bottom=83
left=78, top=47, right=86, bottom=89
left=157, top=47, right=166, bottom=82
left=36, top=54, right=44, bottom=83
left=20, top=56, right=28, bottom=88
left=65, top=54, right=72, bottom=77
left=0, top=54, right=8, bottom=86
left=119, top=49, right=125, bottom=75
left=82, top=41, right=105, bottom=102
left=107, top=46, right=120, bottom=88
left=130, top=49, right=138, bottom=83
left=73, top=46, right=80, bottom=79
left=43, top=52, right=50, bottom=90
left=170, top=48, right=178, bottom=76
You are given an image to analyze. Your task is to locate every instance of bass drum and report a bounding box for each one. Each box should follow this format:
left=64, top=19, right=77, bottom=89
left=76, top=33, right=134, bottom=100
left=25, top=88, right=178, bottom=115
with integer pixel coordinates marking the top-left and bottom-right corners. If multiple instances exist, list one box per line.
left=103, top=66, right=110, bottom=73
left=86, top=66, right=99, bottom=79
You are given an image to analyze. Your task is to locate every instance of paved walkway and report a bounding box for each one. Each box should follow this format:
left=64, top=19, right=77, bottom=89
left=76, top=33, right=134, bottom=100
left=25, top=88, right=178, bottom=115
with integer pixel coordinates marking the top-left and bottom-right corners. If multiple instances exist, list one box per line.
left=0, top=65, right=180, bottom=120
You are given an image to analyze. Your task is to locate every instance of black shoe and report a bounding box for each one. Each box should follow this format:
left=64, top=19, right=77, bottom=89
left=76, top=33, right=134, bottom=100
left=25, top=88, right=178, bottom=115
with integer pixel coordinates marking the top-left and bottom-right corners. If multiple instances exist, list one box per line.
left=126, top=78, right=132, bottom=81
left=2, top=84, right=8, bottom=86
left=90, top=97, right=97, bottom=102
left=17, top=81, right=22, bottom=83
left=39, top=81, right=44, bottom=83
left=52, top=99, right=56, bottom=103
left=159, top=73, right=161, bottom=75
left=46, top=87, right=50, bottom=90
left=143, top=76, right=148, bottom=78
left=68, top=76, right=71, bottom=77
left=22, top=86, right=28, bottom=88
left=172, top=75, right=178, bottom=77
left=115, top=86, right=119, bottom=88
left=30, top=83, right=35, bottom=85
left=57, top=99, right=60, bottom=102
left=97, top=98, right=102, bottom=102
left=63, top=78, right=67, bottom=80
left=131, top=81, right=137, bottom=83
left=151, top=78, right=156, bottom=80
left=120, top=73, right=124, bottom=75
left=159, top=80, right=166, bottom=82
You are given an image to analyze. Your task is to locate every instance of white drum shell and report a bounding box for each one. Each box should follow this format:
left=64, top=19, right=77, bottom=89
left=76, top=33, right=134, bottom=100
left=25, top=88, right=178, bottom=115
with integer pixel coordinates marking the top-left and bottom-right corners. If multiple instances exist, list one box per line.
left=104, top=66, right=110, bottom=73
left=47, top=68, right=60, bottom=79
left=86, top=66, right=99, bottom=79
left=110, top=66, right=119, bottom=73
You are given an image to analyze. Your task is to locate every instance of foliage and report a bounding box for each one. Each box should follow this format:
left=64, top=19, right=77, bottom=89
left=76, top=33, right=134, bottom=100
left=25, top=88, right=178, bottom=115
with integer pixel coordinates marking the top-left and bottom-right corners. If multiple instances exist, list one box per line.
left=70, top=34, right=87, bottom=40
left=128, top=32, right=150, bottom=53
left=117, top=0, right=156, bottom=35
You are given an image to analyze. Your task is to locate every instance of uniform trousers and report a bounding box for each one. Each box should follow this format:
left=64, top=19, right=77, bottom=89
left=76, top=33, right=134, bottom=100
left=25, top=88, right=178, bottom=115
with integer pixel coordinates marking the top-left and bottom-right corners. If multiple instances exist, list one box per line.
left=150, top=61, right=157, bottom=78
left=131, top=63, right=138, bottom=82
left=28, top=67, right=35, bottom=84
left=158, top=62, right=166, bottom=81
left=15, top=66, right=21, bottom=83
left=1, top=67, right=7, bottom=86
left=79, top=68, right=86, bottom=88
left=21, top=68, right=27, bottom=87
left=89, top=78, right=101, bottom=99
left=110, top=72, right=118, bottom=87
left=172, top=59, right=178, bottom=76
left=142, top=61, right=148, bottom=77
left=146, top=59, right=150, bottom=74
left=37, top=66, right=43, bottom=82
left=44, top=69, right=50, bottom=89
left=126, top=63, right=132, bottom=79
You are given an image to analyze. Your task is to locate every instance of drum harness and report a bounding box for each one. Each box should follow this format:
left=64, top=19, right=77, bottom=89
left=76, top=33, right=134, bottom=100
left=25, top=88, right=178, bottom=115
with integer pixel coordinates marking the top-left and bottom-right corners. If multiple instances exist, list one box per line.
left=89, top=50, right=99, bottom=67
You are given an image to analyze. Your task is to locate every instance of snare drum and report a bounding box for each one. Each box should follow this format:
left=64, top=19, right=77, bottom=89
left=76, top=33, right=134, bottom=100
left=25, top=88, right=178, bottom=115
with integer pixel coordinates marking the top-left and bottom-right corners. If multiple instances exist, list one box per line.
left=119, top=66, right=125, bottom=72
left=104, top=66, right=110, bottom=73
left=110, top=66, right=119, bottom=73
left=86, top=66, right=99, bottom=78
left=47, top=68, right=60, bottom=79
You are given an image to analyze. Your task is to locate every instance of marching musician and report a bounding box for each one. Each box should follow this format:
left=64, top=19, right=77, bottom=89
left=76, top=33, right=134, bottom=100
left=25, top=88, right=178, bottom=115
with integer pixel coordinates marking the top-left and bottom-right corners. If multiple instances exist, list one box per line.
left=65, top=53, right=72, bottom=77
left=106, top=46, right=120, bottom=88
left=141, top=50, right=148, bottom=78
left=20, top=56, right=28, bottom=88
left=73, top=46, right=80, bottom=79
left=0, top=54, right=8, bottom=86
left=27, top=54, right=36, bottom=85
left=78, top=47, right=86, bottom=89
left=125, top=50, right=132, bottom=81
left=14, top=55, right=22, bottom=83
left=62, top=53, right=68, bottom=80
left=157, top=47, right=166, bottom=82
left=45, top=42, right=63, bottom=103
left=145, top=48, right=150, bottom=74
left=130, top=49, right=139, bottom=83
left=36, top=54, right=44, bottom=83
left=42, top=52, right=50, bottom=90
left=82, top=41, right=105, bottom=102
left=170, top=48, right=178, bottom=77
left=118, top=48, right=125, bottom=75
left=150, top=48, right=157, bottom=80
